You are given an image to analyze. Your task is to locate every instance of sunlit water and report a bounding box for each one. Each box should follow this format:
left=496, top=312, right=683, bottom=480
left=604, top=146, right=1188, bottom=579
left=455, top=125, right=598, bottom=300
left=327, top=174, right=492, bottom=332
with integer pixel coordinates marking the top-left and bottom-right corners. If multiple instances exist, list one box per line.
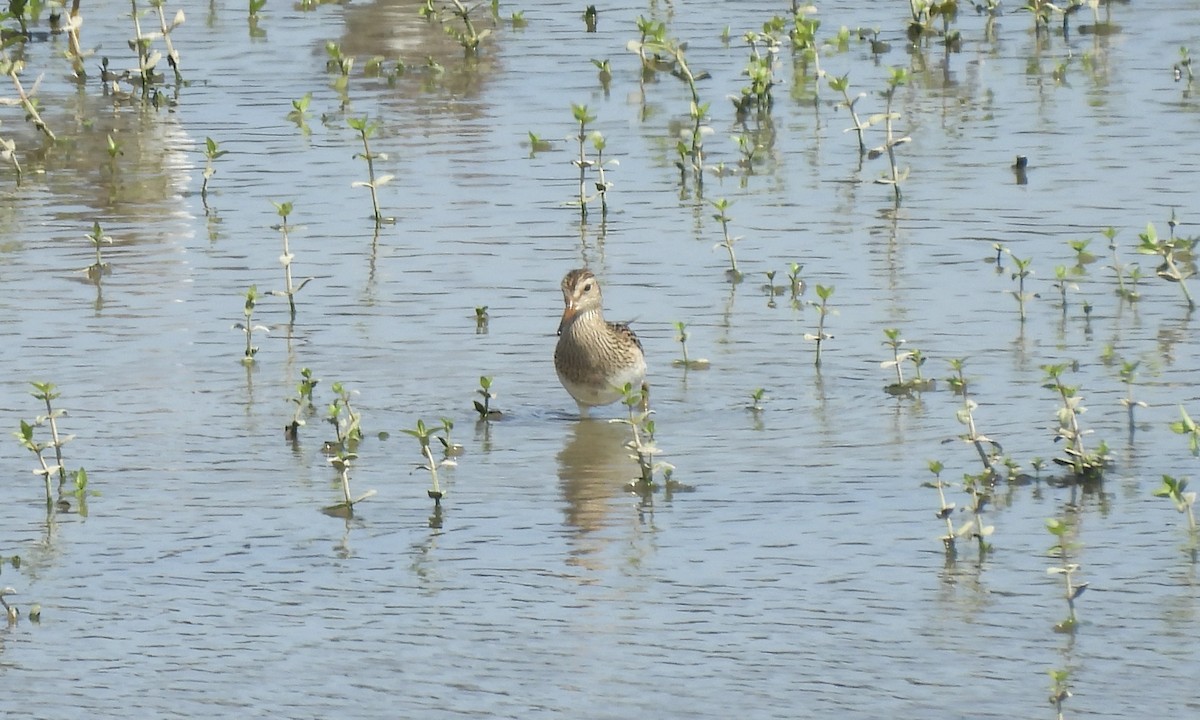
left=2, top=1, right=1200, bottom=717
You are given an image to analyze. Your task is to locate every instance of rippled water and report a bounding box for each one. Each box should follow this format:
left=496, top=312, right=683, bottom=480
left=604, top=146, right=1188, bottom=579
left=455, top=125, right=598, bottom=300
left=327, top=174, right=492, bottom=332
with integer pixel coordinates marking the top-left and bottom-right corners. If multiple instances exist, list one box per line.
left=2, top=1, right=1200, bottom=717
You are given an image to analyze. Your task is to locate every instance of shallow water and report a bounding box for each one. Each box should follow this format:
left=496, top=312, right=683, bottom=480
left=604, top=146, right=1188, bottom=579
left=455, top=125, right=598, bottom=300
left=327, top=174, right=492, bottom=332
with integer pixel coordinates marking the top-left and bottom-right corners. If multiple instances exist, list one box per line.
left=2, top=1, right=1200, bottom=717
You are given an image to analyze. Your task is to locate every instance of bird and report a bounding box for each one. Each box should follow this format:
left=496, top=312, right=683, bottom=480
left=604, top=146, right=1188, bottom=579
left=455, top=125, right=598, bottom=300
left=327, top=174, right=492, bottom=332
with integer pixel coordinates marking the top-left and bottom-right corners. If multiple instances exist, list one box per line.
left=554, top=268, right=647, bottom=416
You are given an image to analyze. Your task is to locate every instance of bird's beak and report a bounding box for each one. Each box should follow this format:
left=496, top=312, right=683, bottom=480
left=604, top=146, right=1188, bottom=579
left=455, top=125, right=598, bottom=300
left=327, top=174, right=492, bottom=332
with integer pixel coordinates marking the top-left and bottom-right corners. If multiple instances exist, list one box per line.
left=557, top=304, right=577, bottom=336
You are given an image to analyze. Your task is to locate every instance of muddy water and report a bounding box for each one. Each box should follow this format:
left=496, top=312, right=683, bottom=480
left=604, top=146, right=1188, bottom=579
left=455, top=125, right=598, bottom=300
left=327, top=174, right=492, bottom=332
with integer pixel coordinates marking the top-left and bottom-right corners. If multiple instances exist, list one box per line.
left=1, top=1, right=1199, bottom=717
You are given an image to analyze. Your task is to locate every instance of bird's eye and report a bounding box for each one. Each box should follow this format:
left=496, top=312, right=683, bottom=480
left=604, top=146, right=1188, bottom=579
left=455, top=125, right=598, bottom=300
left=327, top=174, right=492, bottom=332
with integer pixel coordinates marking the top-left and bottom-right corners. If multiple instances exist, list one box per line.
left=583, top=282, right=593, bottom=292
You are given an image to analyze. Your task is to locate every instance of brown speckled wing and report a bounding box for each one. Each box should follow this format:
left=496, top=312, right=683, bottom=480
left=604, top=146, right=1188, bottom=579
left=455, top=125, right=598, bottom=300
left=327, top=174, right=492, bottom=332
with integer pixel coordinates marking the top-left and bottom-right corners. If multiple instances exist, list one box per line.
left=608, top=321, right=643, bottom=354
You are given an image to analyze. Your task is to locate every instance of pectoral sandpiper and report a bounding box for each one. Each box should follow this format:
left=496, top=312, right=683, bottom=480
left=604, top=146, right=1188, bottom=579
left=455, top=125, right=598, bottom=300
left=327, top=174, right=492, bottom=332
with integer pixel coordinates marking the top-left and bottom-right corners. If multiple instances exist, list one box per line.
left=554, top=269, right=647, bottom=415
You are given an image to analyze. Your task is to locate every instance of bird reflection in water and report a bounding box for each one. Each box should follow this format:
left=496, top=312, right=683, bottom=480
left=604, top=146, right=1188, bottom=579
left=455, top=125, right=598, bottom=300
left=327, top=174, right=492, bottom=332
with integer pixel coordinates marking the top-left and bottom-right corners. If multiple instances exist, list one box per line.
left=556, top=418, right=636, bottom=572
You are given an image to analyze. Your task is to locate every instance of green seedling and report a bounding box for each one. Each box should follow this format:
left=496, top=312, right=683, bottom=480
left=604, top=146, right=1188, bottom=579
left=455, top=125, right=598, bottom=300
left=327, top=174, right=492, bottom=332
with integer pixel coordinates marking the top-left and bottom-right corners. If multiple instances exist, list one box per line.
left=474, top=306, right=489, bottom=333
left=421, top=0, right=492, bottom=55
left=635, top=28, right=711, bottom=184
left=0, top=133, right=21, bottom=183
left=14, top=382, right=79, bottom=506
left=1170, top=405, right=1200, bottom=456
left=1052, top=265, right=1076, bottom=313
left=672, top=321, right=710, bottom=370
left=85, top=221, right=113, bottom=281
left=201, top=137, right=227, bottom=208
left=474, top=376, right=502, bottom=420
left=1069, top=237, right=1097, bottom=267
left=1105, top=226, right=1140, bottom=302
left=617, top=382, right=674, bottom=492
left=948, top=358, right=1000, bottom=474
left=804, top=284, right=835, bottom=367
left=761, top=271, right=786, bottom=303
left=324, top=382, right=374, bottom=516
left=787, top=262, right=805, bottom=303
left=267, top=201, right=314, bottom=320
left=958, top=470, right=994, bottom=557
left=1118, top=360, right=1146, bottom=431
left=923, top=460, right=957, bottom=554
left=348, top=116, right=394, bottom=225
left=789, top=6, right=825, bottom=81
left=526, top=131, right=552, bottom=154
left=590, top=130, right=617, bottom=218
left=868, top=67, right=911, bottom=201
left=1154, top=474, right=1197, bottom=536
left=233, top=285, right=267, bottom=365
left=1042, top=363, right=1108, bottom=480
left=1007, top=250, right=1036, bottom=321
left=1137, top=220, right=1195, bottom=310
left=583, top=4, right=597, bottom=32
left=1046, top=517, right=1087, bottom=632
left=437, top=418, right=463, bottom=458
left=747, top=388, right=767, bottom=412
left=403, top=419, right=448, bottom=502
left=1153, top=475, right=1198, bottom=535
left=1177, top=46, right=1194, bottom=85
left=325, top=42, right=353, bottom=107
left=287, top=92, right=312, bottom=132
left=128, top=0, right=169, bottom=93
left=1, top=53, right=56, bottom=141
left=591, top=58, right=612, bottom=88
left=710, top=198, right=743, bottom=281
left=881, top=328, right=912, bottom=394
left=1048, top=669, right=1072, bottom=720
left=828, top=73, right=868, bottom=155
left=1, top=587, right=16, bottom=624
left=285, top=367, right=319, bottom=441
left=570, top=103, right=597, bottom=220
left=149, top=0, right=185, bottom=85
left=732, top=25, right=781, bottom=117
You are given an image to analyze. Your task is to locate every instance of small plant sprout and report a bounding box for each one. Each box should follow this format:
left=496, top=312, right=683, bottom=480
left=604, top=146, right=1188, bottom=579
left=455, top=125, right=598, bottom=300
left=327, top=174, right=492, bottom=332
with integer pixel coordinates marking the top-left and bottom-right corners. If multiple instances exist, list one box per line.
left=474, top=305, right=489, bottom=333
left=672, top=321, right=710, bottom=370
left=1069, top=237, right=1097, bottom=267
left=1118, top=360, right=1146, bottom=431
left=403, top=419, right=448, bottom=503
left=958, top=471, right=994, bottom=557
left=1177, top=46, right=1195, bottom=85
left=1137, top=220, right=1195, bottom=310
left=570, top=103, right=597, bottom=220
left=85, top=222, right=113, bottom=280
left=234, top=285, right=268, bottom=365
left=617, top=382, right=674, bottom=492
left=787, top=262, right=805, bottom=303
left=1153, top=475, right=1198, bottom=535
left=1105, top=226, right=1140, bottom=302
left=324, top=382, right=374, bottom=516
left=424, top=0, right=492, bottom=56
left=287, top=92, right=312, bottom=133
left=324, top=42, right=353, bottom=107
left=1042, top=363, right=1109, bottom=480
left=804, top=284, right=835, bottom=367
left=1046, top=517, right=1087, bottom=632
left=1170, top=405, right=1200, bottom=456
left=881, top=328, right=914, bottom=395
left=348, top=116, right=394, bottom=226
left=473, top=376, right=502, bottom=420
left=0, top=133, right=21, bottom=183
left=1049, top=669, right=1072, bottom=720
left=583, top=4, right=597, bottom=32
left=710, top=198, right=743, bottom=281
left=590, top=130, right=617, bottom=218
left=1, top=51, right=56, bottom=141
left=828, top=73, right=868, bottom=155
left=591, top=58, right=612, bottom=89
left=267, top=201, right=314, bottom=320
left=922, top=460, right=957, bottom=554
left=948, top=358, right=1001, bottom=474
left=868, top=67, right=911, bottom=202
left=1007, top=250, right=1036, bottom=321
left=14, top=382, right=79, bottom=507
left=1, top=587, right=17, bottom=624
left=747, top=388, right=767, bottom=412
left=149, top=0, right=185, bottom=84
left=526, top=131, right=552, bottom=154
left=201, top=137, right=227, bottom=208
left=285, top=367, right=320, bottom=441
left=1052, top=265, right=1077, bottom=312
left=437, top=418, right=463, bottom=459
